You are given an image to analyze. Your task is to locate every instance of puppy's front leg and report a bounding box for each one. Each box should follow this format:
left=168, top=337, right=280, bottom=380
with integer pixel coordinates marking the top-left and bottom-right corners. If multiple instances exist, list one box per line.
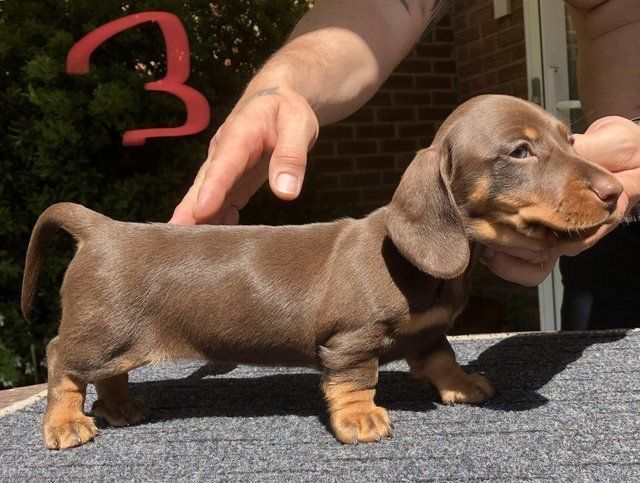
left=408, top=336, right=495, bottom=405
left=321, top=351, right=391, bottom=444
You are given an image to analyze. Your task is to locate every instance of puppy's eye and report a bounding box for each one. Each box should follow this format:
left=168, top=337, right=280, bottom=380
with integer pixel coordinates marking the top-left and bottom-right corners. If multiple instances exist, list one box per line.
left=568, top=136, right=575, bottom=145
left=509, top=145, right=530, bottom=159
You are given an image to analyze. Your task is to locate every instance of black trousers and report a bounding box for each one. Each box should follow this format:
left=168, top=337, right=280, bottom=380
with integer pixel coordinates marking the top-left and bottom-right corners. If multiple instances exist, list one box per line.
left=560, top=222, right=640, bottom=330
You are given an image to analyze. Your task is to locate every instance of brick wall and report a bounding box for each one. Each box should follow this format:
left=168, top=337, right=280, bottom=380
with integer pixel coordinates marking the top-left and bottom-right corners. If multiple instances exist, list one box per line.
left=307, top=0, right=529, bottom=212
left=454, top=0, right=527, bottom=100
left=307, top=13, right=458, bottom=212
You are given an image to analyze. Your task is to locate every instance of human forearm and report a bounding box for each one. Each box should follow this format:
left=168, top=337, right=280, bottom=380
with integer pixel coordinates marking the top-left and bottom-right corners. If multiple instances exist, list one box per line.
left=172, top=0, right=450, bottom=225
left=240, top=0, right=445, bottom=125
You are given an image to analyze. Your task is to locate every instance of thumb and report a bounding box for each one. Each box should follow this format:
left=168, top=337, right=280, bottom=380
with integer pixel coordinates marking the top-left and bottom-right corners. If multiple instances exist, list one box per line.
left=572, top=130, right=611, bottom=167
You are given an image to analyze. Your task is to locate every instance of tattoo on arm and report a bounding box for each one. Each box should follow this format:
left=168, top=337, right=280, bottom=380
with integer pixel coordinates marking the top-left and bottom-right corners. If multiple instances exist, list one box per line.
left=254, top=87, right=280, bottom=97
left=398, top=0, right=454, bottom=30
left=236, top=86, right=280, bottom=112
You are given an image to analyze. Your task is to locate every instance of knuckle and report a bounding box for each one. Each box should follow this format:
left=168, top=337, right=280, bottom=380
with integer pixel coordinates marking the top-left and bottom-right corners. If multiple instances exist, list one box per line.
left=273, top=148, right=307, bottom=169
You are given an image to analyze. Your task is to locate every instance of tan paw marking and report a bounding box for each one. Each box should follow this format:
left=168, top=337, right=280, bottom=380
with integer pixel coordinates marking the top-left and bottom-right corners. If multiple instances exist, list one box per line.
left=439, top=373, right=495, bottom=405
left=43, top=414, right=100, bottom=450
left=92, top=396, right=151, bottom=427
left=331, top=403, right=392, bottom=444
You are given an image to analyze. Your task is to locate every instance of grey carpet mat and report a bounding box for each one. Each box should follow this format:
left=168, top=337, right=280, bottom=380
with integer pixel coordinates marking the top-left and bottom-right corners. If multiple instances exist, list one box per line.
left=1, top=330, right=638, bottom=481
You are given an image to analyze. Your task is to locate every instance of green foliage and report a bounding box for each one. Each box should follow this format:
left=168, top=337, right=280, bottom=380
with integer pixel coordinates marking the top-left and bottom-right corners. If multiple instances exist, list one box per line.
left=0, top=0, right=310, bottom=388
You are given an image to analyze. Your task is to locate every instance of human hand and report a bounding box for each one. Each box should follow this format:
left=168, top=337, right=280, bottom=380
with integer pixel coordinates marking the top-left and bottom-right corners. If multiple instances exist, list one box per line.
left=482, top=116, right=640, bottom=286
left=170, top=85, right=319, bottom=225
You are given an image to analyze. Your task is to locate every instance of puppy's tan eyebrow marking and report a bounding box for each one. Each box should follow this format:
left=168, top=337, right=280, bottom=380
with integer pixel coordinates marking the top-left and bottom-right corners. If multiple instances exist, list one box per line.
left=522, top=126, right=539, bottom=140
left=557, top=123, right=570, bottom=138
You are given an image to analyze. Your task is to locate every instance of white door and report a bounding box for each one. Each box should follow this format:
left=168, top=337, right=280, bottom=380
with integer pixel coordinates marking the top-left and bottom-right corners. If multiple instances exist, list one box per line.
left=523, top=0, right=585, bottom=331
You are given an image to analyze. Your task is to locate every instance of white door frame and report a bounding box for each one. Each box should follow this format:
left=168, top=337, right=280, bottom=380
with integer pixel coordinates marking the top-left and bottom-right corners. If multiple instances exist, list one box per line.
left=523, top=0, right=573, bottom=331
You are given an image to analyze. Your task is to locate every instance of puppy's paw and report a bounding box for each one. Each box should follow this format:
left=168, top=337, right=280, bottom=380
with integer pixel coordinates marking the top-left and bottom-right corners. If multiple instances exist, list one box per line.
left=92, top=396, right=151, bottom=427
left=439, top=372, right=495, bottom=405
left=331, top=403, right=392, bottom=444
left=43, top=413, right=100, bottom=450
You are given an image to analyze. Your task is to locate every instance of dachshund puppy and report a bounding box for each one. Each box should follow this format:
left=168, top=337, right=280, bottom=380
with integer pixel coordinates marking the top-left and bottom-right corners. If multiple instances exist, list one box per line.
left=22, top=94, right=622, bottom=449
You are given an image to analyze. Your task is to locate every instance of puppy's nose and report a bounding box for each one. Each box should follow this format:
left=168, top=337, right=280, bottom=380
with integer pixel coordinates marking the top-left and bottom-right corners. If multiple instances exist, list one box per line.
left=591, top=176, right=623, bottom=211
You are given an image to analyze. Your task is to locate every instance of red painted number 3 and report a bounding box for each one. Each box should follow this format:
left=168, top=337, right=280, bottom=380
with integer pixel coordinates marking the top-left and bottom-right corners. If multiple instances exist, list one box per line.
left=67, top=12, right=211, bottom=146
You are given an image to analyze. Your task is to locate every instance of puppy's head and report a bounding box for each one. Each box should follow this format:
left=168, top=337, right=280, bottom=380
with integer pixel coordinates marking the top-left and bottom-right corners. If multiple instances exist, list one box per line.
left=386, top=94, right=622, bottom=279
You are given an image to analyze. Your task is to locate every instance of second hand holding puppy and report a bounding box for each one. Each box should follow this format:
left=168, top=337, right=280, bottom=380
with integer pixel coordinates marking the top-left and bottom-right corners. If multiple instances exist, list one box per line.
left=482, top=116, right=640, bottom=286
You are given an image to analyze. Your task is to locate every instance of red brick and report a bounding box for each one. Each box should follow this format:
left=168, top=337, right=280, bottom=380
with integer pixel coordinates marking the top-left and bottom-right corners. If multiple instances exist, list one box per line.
left=456, top=26, right=480, bottom=44
left=468, top=36, right=496, bottom=58
left=319, top=125, right=353, bottom=139
left=396, top=152, right=418, bottom=170
left=512, top=78, right=528, bottom=99
left=316, top=173, right=339, bottom=189
left=510, top=42, right=526, bottom=62
left=368, top=91, right=392, bottom=106
left=416, top=44, right=454, bottom=59
left=337, top=139, right=378, bottom=155
left=380, top=138, right=419, bottom=153
left=462, top=0, right=486, bottom=9
left=435, top=27, right=454, bottom=42
left=437, top=14, right=452, bottom=27
left=482, top=49, right=511, bottom=71
left=355, top=124, right=395, bottom=139
left=314, top=156, right=354, bottom=172
left=433, top=60, right=456, bottom=74
left=343, top=107, right=375, bottom=123
left=469, top=3, right=494, bottom=24
left=397, top=59, right=433, bottom=74
left=414, top=75, right=453, bottom=90
left=508, top=4, right=524, bottom=26
left=311, top=140, right=335, bottom=156
left=420, top=31, right=435, bottom=44
left=340, top=172, right=381, bottom=188
left=432, top=91, right=458, bottom=106
left=355, top=155, right=395, bottom=171
left=457, top=81, right=472, bottom=97
left=361, top=187, right=395, bottom=203
left=453, top=14, right=467, bottom=31
left=417, top=106, right=455, bottom=121
left=381, top=74, right=414, bottom=90
left=377, top=106, right=416, bottom=122
left=497, top=62, right=526, bottom=83
left=397, top=122, right=436, bottom=138
left=317, top=189, right=361, bottom=204
left=458, top=45, right=469, bottom=62
left=382, top=170, right=404, bottom=186
left=459, top=59, right=483, bottom=78
left=471, top=72, right=497, bottom=91
left=480, top=17, right=510, bottom=37
left=393, top=91, right=432, bottom=105
left=497, top=26, right=524, bottom=48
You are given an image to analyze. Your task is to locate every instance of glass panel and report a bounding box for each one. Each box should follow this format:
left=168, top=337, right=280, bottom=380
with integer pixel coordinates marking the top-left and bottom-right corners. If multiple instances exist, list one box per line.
left=565, top=7, right=588, bottom=134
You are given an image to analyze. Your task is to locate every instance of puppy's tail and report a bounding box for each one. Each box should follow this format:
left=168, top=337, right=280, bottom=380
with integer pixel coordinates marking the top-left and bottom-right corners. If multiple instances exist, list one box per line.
left=21, top=202, right=108, bottom=321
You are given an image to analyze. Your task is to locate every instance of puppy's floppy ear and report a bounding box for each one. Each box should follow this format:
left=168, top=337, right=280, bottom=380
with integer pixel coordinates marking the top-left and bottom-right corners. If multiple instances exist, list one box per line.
left=386, top=147, right=470, bottom=279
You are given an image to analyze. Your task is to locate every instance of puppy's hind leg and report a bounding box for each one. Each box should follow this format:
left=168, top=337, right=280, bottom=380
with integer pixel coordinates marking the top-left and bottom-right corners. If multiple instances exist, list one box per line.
left=408, top=335, right=495, bottom=405
left=42, top=337, right=100, bottom=450
left=92, top=373, right=151, bottom=427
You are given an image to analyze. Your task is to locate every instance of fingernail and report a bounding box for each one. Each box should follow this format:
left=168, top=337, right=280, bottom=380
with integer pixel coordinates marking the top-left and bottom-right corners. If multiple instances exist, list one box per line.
left=275, top=172, right=299, bottom=195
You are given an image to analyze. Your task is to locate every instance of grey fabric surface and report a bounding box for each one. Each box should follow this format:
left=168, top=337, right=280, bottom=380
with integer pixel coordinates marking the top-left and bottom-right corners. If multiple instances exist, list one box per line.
left=1, top=330, right=638, bottom=481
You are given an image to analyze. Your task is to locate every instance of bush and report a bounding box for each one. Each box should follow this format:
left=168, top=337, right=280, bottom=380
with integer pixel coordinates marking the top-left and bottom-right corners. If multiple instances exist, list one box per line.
left=0, top=0, right=310, bottom=388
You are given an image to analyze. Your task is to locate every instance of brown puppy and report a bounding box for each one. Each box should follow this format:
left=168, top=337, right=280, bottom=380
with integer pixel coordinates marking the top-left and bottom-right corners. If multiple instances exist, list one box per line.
left=22, top=95, right=622, bottom=450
